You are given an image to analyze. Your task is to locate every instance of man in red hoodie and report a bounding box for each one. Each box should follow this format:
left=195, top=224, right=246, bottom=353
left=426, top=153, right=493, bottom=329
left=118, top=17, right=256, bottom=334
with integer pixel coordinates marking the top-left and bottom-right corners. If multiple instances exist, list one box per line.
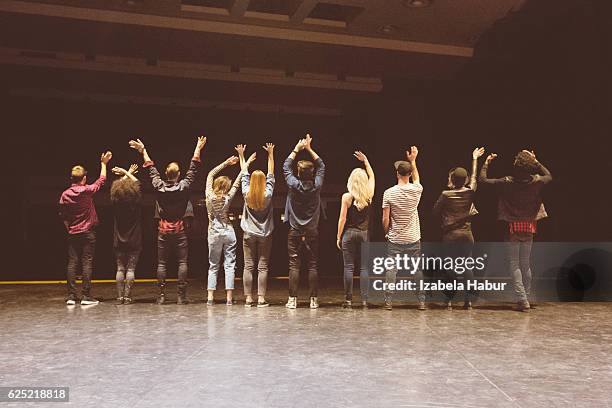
left=59, top=151, right=112, bottom=305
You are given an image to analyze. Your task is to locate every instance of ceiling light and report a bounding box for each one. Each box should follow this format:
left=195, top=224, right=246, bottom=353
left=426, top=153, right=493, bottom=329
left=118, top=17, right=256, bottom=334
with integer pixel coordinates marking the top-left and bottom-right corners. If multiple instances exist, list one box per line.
left=402, top=0, right=432, bottom=8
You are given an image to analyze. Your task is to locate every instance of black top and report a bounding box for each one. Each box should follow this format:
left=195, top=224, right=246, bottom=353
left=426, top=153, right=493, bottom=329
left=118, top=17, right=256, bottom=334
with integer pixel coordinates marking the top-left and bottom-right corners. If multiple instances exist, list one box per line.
left=145, top=158, right=200, bottom=222
left=113, top=202, right=142, bottom=251
left=479, top=161, right=552, bottom=222
left=433, top=188, right=478, bottom=234
left=345, top=202, right=370, bottom=231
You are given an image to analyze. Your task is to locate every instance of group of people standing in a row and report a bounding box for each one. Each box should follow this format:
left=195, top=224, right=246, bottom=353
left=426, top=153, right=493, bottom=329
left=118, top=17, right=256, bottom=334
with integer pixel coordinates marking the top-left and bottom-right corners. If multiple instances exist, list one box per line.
left=59, top=133, right=551, bottom=312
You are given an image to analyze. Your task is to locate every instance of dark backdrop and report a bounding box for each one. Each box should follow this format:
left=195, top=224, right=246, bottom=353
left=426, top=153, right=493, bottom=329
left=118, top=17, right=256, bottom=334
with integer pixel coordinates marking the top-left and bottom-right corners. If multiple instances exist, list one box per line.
left=1, top=0, right=610, bottom=281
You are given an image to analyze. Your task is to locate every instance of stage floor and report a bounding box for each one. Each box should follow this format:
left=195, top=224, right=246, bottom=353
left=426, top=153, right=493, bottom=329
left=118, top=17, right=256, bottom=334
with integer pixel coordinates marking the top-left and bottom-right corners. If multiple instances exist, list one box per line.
left=1, top=282, right=611, bottom=408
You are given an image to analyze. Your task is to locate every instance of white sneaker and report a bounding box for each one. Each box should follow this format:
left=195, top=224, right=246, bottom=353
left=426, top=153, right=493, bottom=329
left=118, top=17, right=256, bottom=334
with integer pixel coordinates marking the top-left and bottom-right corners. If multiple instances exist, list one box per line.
left=65, top=299, right=76, bottom=306
left=285, top=296, right=297, bottom=309
left=80, top=297, right=99, bottom=305
left=310, top=297, right=319, bottom=309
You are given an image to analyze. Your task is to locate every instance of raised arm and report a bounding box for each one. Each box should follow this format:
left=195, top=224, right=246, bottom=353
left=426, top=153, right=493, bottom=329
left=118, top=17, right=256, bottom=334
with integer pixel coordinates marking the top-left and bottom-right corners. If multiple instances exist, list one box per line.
left=524, top=150, right=552, bottom=184
left=336, top=193, right=351, bottom=250
left=305, top=134, right=325, bottom=189
left=130, top=138, right=164, bottom=190
left=479, top=153, right=508, bottom=185
left=207, top=156, right=239, bottom=197
left=284, top=138, right=306, bottom=189
left=179, top=136, right=206, bottom=190
left=406, top=146, right=420, bottom=185
left=470, top=147, right=485, bottom=191
left=263, top=143, right=275, bottom=175
left=86, top=151, right=112, bottom=193
left=112, top=164, right=139, bottom=182
left=354, top=151, right=375, bottom=197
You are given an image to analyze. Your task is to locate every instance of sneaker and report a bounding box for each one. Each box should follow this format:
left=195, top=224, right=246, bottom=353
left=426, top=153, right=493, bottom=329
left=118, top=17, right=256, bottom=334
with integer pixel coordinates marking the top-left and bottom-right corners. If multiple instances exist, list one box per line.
left=383, top=300, right=393, bottom=311
left=361, top=301, right=369, bottom=309
left=285, top=297, right=297, bottom=309
left=310, top=297, right=319, bottom=309
left=244, top=300, right=253, bottom=308
left=463, top=301, right=473, bottom=310
left=257, top=301, right=270, bottom=308
left=226, top=300, right=234, bottom=306
left=156, top=294, right=165, bottom=305
left=177, top=296, right=188, bottom=305
left=206, top=300, right=214, bottom=307
left=65, top=295, right=77, bottom=306
left=417, top=301, right=427, bottom=311
left=342, top=300, right=352, bottom=309
left=516, top=301, right=530, bottom=312
left=80, top=297, right=99, bottom=305
left=446, top=301, right=452, bottom=311
left=115, top=297, right=125, bottom=305
left=123, top=297, right=134, bottom=305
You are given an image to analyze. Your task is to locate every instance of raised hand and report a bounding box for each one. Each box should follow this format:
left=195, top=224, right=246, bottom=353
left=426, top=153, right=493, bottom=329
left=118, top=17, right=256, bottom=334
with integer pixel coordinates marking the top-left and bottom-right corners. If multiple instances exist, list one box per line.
left=129, top=139, right=145, bottom=154
left=522, top=149, right=537, bottom=160
left=473, top=147, right=485, bottom=160
left=294, top=138, right=306, bottom=152
left=128, top=164, right=139, bottom=175
left=486, top=153, right=498, bottom=163
left=406, top=146, right=418, bottom=162
left=101, top=151, right=113, bottom=164
left=196, top=136, right=207, bottom=151
left=225, top=155, right=239, bottom=166
left=235, top=144, right=246, bottom=157
left=353, top=151, right=368, bottom=163
left=305, top=133, right=313, bottom=150
left=263, top=143, right=275, bottom=154
left=112, top=166, right=127, bottom=176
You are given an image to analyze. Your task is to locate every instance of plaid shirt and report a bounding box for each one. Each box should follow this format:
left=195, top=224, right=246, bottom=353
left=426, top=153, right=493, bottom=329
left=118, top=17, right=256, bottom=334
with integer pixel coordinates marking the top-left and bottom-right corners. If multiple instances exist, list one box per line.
left=158, top=219, right=184, bottom=234
left=509, top=220, right=537, bottom=234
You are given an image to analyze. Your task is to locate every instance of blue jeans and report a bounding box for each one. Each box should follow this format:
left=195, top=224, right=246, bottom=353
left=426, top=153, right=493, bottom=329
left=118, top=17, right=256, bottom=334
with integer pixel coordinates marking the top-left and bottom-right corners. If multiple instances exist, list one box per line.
left=386, top=241, right=425, bottom=302
left=507, top=232, right=533, bottom=303
left=207, top=227, right=237, bottom=290
left=341, top=228, right=369, bottom=301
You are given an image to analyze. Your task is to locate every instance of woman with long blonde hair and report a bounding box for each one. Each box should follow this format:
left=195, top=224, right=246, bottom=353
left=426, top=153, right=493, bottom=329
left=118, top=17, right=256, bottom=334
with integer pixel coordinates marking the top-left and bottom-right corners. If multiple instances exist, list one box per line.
left=205, top=154, right=243, bottom=306
left=235, top=143, right=275, bottom=307
left=337, top=151, right=375, bottom=308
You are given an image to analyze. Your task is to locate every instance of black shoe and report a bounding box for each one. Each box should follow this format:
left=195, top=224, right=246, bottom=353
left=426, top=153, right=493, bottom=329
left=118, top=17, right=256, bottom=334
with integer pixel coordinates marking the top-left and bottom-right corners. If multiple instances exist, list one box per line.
left=115, top=297, right=125, bottom=305
left=417, top=301, right=427, bottom=311
left=446, top=301, right=452, bottom=311
left=123, top=297, right=134, bottom=305
left=257, top=301, right=270, bottom=308
left=384, top=300, right=393, bottom=311
left=206, top=299, right=214, bottom=307
left=177, top=295, right=189, bottom=305
left=244, top=300, right=254, bottom=308
left=342, top=300, right=352, bottom=309
left=463, top=301, right=473, bottom=310
left=65, top=295, right=77, bottom=306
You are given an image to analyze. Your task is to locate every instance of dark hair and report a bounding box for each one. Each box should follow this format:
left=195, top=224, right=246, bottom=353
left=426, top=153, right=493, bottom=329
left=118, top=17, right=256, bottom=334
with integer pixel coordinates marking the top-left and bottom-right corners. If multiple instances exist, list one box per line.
left=513, top=151, right=538, bottom=180
left=449, top=167, right=468, bottom=187
left=110, top=178, right=141, bottom=205
left=297, top=160, right=314, bottom=180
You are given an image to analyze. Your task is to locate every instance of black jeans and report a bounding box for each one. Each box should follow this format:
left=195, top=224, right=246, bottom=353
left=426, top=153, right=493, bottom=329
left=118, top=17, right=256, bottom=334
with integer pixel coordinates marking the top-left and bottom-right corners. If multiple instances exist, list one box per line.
left=243, top=233, right=273, bottom=297
left=442, top=229, right=475, bottom=302
left=157, top=231, right=189, bottom=290
left=341, top=228, right=369, bottom=301
left=287, top=227, right=319, bottom=298
left=507, top=232, right=534, bottom=302
left=66, top=230, right=96, bottom=298
left=386, top=241, right=424, bottom=302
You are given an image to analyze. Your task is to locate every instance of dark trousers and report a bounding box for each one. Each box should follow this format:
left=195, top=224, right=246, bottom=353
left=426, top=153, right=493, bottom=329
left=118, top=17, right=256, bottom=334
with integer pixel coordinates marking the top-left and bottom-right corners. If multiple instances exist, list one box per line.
left=66, top=230, right=96, bottom=298
left=341, top=228, right=369, bottom=301
left=507, top=232, right=534, bottom=302
left=157, top=231, right=189, bottom=291
left=386, top=241, right=424, bottom=302
left=442, top=229, right=475, bottom=302
left=287, top=227, right=319, bottom=298
left=243, top=233, right=273, bottom=297
left=115, top=249, right=140, bottom=296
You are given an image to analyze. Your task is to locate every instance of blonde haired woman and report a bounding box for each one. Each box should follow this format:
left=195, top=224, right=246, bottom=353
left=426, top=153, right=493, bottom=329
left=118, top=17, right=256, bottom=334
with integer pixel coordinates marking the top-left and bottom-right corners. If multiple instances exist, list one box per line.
left=337, top=151, right=375, bottom=308
left=235, top=143, right=275, bottom=307
left=205, top=154, right=243, bottom=306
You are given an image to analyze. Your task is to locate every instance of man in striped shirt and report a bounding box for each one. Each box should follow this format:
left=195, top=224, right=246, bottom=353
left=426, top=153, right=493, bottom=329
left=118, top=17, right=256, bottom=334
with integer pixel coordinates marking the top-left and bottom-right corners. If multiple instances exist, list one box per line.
left=382, top=146, right=425, bottom=310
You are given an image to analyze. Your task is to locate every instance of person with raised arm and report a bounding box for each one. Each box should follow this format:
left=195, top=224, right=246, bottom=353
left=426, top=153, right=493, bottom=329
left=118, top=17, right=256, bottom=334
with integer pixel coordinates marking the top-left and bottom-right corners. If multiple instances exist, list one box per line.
left=205, top=153, right=244, bottom=306
left=59, top=150, right=112, bottom=305
left=236, top=143, right=276, bottom=308
left=433, top=147, right=485, bottom=310
left=337, top=151, right=375, bottom=309
left=110, top=164, right=142, bottom=304
left=129, top=136, right=206, bottom=305
left=283, top=133, right=325, bottom=309
left=381, top=146, right=424, bottom=311
left=479, top=149, right=552, bottom=312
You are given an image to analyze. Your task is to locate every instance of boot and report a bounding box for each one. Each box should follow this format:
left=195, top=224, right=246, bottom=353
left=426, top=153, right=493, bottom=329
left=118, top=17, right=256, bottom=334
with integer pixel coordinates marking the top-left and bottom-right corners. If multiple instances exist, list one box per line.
left=177, top=281, right=188, bottom=305
left=115, top=280, right=125, bottom=304
left=123, top=279, right=134, bottom=304
left=156, top=281, right=166, bottom=305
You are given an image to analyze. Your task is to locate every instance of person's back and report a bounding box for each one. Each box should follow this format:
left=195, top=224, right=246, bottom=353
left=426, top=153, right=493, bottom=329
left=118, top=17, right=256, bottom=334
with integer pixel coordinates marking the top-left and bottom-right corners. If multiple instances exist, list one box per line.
left=498, top=176, right=547, bottom=221
left=285, top=177, right=323, bottom=229
left=383, top=182, right=423, bottom=244
left=60, top=177, right=106, bottom=235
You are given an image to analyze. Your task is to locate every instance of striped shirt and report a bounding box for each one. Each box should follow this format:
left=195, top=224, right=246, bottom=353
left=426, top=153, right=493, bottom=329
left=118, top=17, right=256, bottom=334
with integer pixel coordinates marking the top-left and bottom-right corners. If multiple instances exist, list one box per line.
left=382, top=182, right=423, bottom=244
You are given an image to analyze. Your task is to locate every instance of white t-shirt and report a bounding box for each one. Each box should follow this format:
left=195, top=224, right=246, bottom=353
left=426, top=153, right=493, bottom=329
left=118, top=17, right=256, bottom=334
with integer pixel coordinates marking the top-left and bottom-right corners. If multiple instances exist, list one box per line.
left=382, top=182, right=423, bottom=244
